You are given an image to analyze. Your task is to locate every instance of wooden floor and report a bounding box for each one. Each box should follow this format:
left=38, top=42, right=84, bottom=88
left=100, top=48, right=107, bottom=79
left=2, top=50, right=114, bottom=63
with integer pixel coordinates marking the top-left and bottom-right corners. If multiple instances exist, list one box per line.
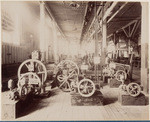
left=13, top=85, right=149, bottom=121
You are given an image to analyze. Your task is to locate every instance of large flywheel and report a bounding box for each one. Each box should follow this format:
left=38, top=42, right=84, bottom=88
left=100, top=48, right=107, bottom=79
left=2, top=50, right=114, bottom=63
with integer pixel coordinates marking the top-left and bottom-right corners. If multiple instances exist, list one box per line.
left=56, top=68, right=78, bottom=92
left=55, top=60, right=79, bottom=92
left=18, top=72, right=42, bottom=95
left=55, top=60, right=79, bottom=75
left=17, top=59, right=47, bottom=83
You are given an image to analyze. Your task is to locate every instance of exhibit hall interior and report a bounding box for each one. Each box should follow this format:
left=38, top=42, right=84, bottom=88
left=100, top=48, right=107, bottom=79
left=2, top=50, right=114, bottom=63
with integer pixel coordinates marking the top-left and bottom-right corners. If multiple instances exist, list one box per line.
left=1, top=1, right=149, bottom=121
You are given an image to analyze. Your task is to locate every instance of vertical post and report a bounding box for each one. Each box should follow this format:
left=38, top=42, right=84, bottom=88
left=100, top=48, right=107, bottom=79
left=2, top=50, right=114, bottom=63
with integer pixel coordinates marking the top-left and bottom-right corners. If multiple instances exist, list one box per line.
left=113, top=34, right=115, bottom=59
left=101, top=20, right=107, bottom=65
left=40, top=2, right=45, bottom=62
left=95, top=35, right=98, bottom=56
left=40, top=2, right=46, bottom=93
left=52, top=22, right=58, bottom=63
left=141, top=2, right=149, bottom=93
left=94, top=2, right=98, bottom=57
left=128, top=38, right=131, bottom=54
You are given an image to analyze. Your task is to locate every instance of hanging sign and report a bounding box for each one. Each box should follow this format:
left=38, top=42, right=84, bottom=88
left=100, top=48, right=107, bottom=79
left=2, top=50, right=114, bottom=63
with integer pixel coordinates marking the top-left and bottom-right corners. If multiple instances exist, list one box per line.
left=81, top=64, right=88, bottom=70
left=94, top=56, right=100, bottom=64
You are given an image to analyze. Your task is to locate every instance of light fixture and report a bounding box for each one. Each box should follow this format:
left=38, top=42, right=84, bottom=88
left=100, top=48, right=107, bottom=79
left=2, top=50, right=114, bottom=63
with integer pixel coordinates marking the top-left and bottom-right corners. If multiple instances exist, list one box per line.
left=69, top=1, right=80, bottom=9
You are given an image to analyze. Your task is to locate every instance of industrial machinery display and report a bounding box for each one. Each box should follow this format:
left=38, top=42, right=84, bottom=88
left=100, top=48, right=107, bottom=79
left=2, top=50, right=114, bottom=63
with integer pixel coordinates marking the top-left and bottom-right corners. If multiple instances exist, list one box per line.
left=8, top=51, right=49, bottom=100
left=119, top=82, right=142, bottom=97
left=77, top=78, right=95, bottom=97
left=55, top=60, right=79, bottom=92
left=7, top=50, right=141, bottom=101
left=116, top=65, right=142, bottom=97
left=8, top=50, right=97, bottom=100
left=102, top=60, right=142, bottom=97
left=55, top=60, right=96, bottom=97
left=102, top=62, right=127, bottom=82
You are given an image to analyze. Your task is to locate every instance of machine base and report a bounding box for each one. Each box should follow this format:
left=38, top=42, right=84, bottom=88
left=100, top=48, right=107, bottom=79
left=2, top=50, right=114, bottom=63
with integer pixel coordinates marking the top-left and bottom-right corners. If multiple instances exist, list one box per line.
left=108, top=78, right=121, bottom=88
left=2, top=93, right=33, bottom=120
left=71, top=91, right=104, bottom=106
left=118, top=90, right=146, bottom=105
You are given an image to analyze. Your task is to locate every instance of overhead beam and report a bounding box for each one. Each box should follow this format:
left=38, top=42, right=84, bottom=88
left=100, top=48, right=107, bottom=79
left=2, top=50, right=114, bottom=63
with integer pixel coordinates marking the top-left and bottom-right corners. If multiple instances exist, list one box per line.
left=107, top=2, right=128, bottom=23
left=43, top=2, right=66, bottom=39
left=82, top=4, right=102, bottom=41
left=80, top=3, right=88, bottom=43
left=107, top=33, right=113, bottom=39
left=102, top=2, right=118, bottom=21
left=132, top=20, right=141, bottom=37
left=87, top=5, right=102, bottom=33
left=129, top=21, right=138, bottom=37
left=107, top=17, right=140, bottom=38
left=122, top=28, right=129, bottom=37
left=87, top=2, right=118, bottom=40
left=121, top=19, right=138, bottom=30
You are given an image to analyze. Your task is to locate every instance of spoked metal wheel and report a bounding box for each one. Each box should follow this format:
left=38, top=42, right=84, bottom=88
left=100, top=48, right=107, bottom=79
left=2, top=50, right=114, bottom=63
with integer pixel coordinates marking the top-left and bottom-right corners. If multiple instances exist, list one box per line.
left=57, top=69, right=78, bottom=92
left=78, top=79, right=95, bottom=97
left=55, top=60, right=79, bottom=75
left=18, top=72, right=42, bottom=94
left=115, top=70, right=127, bottom=83
left=18, top=59, right=47, bottom=83
left=126, top=82, right=141, bottom=97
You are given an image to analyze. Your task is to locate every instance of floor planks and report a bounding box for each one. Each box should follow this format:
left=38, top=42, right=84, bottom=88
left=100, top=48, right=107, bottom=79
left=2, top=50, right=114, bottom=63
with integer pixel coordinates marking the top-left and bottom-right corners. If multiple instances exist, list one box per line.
left=14, top=85, right=149, bottom=121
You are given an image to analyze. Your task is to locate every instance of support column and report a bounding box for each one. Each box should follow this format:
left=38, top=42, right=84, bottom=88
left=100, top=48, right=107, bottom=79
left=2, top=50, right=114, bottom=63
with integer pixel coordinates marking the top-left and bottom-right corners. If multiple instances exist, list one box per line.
left=141, top=2, right=149, bottom=93
left=128, top=38, right=131, bottom=55
left=95, top=20, right=99, bottom=57
left=101, top=20, right=107, bottom=65
left=39, top=2, right=46, bottom=93
left=40, top=2, right=46, bottom=62
left=52, top=22, right=58, bottom=63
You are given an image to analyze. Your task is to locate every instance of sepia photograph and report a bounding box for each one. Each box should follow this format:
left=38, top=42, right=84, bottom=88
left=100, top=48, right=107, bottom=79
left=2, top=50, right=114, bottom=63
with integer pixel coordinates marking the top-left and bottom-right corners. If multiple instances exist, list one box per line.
left=0, top=0, right=149, bottom=121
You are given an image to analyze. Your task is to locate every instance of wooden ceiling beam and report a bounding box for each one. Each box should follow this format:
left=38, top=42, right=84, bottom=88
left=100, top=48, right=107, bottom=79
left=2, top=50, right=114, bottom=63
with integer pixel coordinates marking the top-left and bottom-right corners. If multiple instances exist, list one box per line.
left=129, top=21, right=138, bottom=37
left=102, top=2, right=118, bottom=21
left=107, top=2, right=128, bottom=23
left=80, top=3, right=88, bottom=43
left=121, top=19, right=138, bottom=30
left=132, top=20, right=141, bottom=37
left=107, top=18, right=140, bottom=38
left=88, top=2, right=119, bottom=39
left=85, top=5, right=102, bottom=37
left=43, top=2, right=67, bottom=39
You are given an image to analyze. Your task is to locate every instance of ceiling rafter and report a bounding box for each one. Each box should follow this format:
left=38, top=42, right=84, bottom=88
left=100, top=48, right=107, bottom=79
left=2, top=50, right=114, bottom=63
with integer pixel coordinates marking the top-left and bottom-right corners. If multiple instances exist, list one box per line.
left=43, top=2, right=66, bottom=39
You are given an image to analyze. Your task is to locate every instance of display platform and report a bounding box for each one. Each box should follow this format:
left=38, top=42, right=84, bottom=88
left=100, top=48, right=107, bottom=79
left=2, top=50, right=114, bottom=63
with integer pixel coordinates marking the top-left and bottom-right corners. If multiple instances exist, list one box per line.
left=2, top=93, right=33, bottom=120
left=71, top=90, right=104, bottom=106
left=108, top=78, right=122, bottom=88
left=118, top=90, right=146, bottom=105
